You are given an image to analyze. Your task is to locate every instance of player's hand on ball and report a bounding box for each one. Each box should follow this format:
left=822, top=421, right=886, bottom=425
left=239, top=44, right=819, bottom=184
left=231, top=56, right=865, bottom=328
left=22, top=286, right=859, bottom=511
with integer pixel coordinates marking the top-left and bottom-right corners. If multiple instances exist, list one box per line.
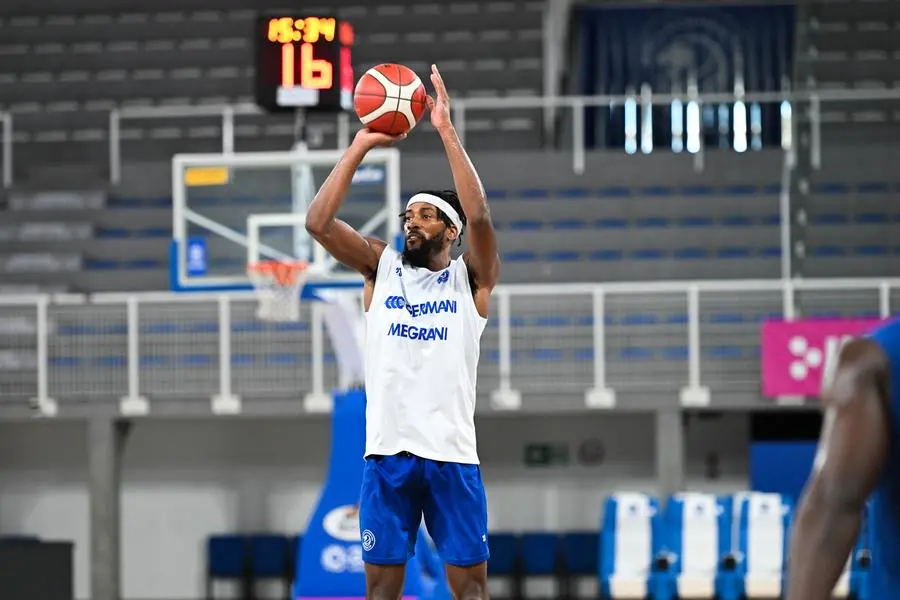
left=353, top=127, right=406, bottom=150
left=427, top=64, right=452, bottom=132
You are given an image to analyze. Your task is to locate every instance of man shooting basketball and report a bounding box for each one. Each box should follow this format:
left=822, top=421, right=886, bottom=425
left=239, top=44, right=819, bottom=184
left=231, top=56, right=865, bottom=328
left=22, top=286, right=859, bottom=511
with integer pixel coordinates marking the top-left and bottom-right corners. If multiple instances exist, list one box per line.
left=306, top=64, right=499, bottom=600
left=785, top=319, right=900, bottom=598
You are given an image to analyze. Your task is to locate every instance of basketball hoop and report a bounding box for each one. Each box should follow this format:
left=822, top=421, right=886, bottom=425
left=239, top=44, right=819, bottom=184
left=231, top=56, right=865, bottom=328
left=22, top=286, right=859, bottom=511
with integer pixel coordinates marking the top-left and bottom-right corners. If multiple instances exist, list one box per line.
left=247, top=260, right=311, bottom=321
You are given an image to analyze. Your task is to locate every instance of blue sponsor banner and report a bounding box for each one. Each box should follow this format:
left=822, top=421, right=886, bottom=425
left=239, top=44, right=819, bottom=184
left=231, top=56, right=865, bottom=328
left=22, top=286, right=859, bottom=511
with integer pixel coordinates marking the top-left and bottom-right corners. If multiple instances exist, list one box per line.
left=186, top=237, right=207, bottom=276
left=293, top=389, right=427, bottom=600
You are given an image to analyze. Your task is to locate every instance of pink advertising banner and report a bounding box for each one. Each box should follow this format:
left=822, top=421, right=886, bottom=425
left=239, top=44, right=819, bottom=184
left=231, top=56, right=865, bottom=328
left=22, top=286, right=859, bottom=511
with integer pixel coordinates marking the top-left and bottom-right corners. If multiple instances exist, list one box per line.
left=761, top=318, right=883, bottom=398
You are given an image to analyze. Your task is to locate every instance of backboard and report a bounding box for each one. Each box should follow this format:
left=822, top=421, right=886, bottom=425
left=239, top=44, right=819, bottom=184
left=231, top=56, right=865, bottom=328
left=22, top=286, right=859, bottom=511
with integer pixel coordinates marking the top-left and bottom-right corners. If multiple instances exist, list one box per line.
left=170, top=147, right=401, bottom=296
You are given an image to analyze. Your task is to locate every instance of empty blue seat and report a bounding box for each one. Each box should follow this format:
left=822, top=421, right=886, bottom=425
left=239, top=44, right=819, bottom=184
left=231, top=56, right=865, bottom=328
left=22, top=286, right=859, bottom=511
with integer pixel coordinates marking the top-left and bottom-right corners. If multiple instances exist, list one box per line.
left=557, top=187, right=592, bottom=198
left=508, top=219, right=543, bottom=230
left=521, top=533, right=559, bottom=575
left=723, top=185, right=758, bottom=196
left=250, top=534, right=290, bottom=578
left=598, top=186, right=631, bottom=197
left=811, top=245, right=846, bottom=257
left=594, top=218, right=628, bottom=229
left=519, top=188, right=550, bottom=199
left=600, top=493, right=670, bottom=599
left=207, top=535, right=248, bottom=597
left=635, top=217, right=669, bottom=228
left=721, top=216, right=753, bottom=227
left=718, top=247, right=752, bottom=259
left=709, top=312, right=745, bottom=324
left=735, top=493, right=792, bottom=599
left=810, top=213, right=848, bottom=225
left=590, top=249, right=624, bottom=261
left=708, top=346, right=744, bottom=359
left=681, top=185, right=715, bottom=196
left=551, top=219, right=587, bottom=230
left=546, top=251, right=581, bottom=262
left=662, top=493, right=741, bottom=600
left=632, top=249, right=665, bottom=260
left=95, top=227, right=131, bottom=238
left=561, top=531, right=600, bottom=576
left=674, top=248, right=708, bottom=259
left=857, top=182, right=889, bottom=193
left=639, top=186, right=675, bottom=197
left=662, top=346, right=688, bottom=360
left=620, top=313, right=658, bottom=326
left=504, top=251, right=537, bottom=262
left=678, top=217, right=713, bottom=227
left=487, top=532, right=521, bottom=596
left=813, top=182, right=851, bottom=195
left=854, top=245, right=888, bottom=256
left=855, top=213, right=888, bottom=224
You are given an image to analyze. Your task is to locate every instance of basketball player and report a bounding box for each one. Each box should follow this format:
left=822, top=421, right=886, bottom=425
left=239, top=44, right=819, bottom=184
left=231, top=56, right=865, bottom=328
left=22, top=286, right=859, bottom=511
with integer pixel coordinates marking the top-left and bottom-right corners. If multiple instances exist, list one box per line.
left=785, top=318, right=900, bottom=598
left=305, top=64, right=499, bottom=600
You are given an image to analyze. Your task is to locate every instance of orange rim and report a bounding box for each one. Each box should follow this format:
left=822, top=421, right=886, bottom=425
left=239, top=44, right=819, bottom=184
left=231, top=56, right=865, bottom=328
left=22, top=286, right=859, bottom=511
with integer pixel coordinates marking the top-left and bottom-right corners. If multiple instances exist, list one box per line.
left=248, top=261, right=308, bottom=286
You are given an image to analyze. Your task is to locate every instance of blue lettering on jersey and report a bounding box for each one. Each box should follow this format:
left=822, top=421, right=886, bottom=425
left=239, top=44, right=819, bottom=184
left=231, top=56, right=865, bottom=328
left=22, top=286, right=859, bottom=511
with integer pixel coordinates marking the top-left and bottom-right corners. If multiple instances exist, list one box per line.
left=387, top=322, right=448, bottom=341
left=384, top=296, right=457, bottom=317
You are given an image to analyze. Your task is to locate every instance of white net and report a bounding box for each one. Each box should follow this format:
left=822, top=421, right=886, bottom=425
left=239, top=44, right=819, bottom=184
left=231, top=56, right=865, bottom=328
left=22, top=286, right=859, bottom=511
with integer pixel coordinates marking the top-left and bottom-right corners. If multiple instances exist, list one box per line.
left=247, top=260, right=310, bottom=321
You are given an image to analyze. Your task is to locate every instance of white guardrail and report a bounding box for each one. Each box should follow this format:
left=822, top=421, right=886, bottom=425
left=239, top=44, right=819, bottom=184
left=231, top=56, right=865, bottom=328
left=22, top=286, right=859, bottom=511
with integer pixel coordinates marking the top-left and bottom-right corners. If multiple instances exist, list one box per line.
left=1, top=88, right=899, bottom=188
left=0, top=278, right=896, bottom=418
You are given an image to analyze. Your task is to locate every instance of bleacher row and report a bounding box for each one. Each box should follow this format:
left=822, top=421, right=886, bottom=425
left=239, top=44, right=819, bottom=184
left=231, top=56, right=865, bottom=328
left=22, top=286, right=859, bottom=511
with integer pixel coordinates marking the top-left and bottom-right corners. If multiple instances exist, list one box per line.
left=205, top=492, right=873, bottom=600
left=5, top=174, right=900, bottom=292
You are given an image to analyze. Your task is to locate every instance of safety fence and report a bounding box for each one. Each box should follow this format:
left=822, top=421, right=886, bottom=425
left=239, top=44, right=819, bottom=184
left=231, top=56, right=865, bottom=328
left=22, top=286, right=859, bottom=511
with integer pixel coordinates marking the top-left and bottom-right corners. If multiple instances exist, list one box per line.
left=0, top=277, right=896, bottom=417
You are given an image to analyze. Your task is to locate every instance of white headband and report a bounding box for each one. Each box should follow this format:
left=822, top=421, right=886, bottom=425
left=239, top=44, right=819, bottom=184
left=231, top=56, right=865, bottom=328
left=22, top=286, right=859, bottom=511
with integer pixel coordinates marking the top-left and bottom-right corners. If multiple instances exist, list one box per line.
left=406, top=193, right=464, bottom=233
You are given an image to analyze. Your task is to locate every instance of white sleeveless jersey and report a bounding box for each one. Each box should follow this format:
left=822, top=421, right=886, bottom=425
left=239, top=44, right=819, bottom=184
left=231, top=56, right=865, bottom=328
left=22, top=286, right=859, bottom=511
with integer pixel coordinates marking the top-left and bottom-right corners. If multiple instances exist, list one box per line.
left=364, top=247, right=487, bottom=464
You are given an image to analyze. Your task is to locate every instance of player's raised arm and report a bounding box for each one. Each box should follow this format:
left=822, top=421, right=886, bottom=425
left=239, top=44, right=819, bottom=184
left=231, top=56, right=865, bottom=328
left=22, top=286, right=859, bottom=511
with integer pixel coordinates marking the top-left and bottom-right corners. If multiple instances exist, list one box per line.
left=305, top=129, right=404, bottom=279
left=785, top=338, right=890, bottom=600
left=427, top=64, right=500, bottom=294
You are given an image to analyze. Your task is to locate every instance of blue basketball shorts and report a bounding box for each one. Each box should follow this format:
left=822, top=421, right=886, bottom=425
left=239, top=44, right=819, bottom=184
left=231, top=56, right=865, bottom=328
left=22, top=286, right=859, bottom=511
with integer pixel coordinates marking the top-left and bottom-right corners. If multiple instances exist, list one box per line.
left=358, top=452, right=490, bottom=567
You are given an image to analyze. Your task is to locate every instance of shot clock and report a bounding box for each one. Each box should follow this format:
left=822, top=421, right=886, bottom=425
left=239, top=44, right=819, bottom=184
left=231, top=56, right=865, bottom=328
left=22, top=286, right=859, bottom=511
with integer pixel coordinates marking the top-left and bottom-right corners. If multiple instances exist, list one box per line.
left=254, top=14, right=355, bottom=113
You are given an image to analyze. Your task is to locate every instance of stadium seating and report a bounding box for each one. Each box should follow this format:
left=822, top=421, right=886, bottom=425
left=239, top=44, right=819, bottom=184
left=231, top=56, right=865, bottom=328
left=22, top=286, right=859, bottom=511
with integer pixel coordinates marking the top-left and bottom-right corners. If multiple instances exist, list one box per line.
left=0, top=0, right=545, bottom=171
left=205, top=493, right=874, bottom=600
left=803, top=0, right=900, bottom=144
left=205, top=533, right=297, bottom=600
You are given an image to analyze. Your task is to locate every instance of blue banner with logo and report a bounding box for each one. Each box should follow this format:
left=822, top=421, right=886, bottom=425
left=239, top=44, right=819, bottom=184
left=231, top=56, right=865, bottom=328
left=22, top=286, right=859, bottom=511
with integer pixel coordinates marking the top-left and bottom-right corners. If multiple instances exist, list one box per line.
left=577, top=4, right=795, bottom=149
left=293, top=389, right=427, bottom=600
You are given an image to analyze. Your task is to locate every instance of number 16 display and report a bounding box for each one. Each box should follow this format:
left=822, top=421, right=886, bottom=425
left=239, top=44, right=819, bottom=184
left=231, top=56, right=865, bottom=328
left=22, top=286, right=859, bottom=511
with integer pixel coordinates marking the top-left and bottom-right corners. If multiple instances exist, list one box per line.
left=254, top=14, right=355, bottom=113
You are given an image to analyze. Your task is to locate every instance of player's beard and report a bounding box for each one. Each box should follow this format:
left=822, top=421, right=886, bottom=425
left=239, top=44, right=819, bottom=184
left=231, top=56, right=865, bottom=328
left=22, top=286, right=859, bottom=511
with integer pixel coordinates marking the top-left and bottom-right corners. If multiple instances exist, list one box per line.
left=402, top=232, right=444, bottom=268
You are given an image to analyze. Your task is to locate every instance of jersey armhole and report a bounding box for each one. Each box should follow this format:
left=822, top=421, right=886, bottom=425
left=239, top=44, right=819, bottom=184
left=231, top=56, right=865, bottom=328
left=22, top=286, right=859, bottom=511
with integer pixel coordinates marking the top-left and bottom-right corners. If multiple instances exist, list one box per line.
left=456, top=256, right=488, bottom=323
left=372, top=246, right=398, bottom=290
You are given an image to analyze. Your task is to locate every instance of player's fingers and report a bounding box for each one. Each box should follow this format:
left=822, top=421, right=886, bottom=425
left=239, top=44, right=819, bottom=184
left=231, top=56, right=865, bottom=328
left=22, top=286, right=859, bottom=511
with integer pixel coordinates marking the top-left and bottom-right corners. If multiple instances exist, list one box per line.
left=425, top=95, right=436, bottom=111
left=430, top=64, right=448, bottom=97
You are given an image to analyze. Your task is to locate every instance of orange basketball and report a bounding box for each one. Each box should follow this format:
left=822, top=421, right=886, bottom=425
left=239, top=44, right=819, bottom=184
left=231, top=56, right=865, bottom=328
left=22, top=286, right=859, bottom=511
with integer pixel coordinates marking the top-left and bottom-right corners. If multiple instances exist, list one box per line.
left=353, top=63, right=427, bottom=136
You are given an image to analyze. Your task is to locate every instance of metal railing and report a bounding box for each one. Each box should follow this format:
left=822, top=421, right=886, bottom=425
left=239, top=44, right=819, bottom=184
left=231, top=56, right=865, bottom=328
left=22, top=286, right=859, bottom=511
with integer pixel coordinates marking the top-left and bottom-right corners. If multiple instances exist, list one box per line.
left=0, top=87, right=896, bottom=189
left=0, top=277, right=895, bottom=418
left=102, top=87, right=900, bottom=181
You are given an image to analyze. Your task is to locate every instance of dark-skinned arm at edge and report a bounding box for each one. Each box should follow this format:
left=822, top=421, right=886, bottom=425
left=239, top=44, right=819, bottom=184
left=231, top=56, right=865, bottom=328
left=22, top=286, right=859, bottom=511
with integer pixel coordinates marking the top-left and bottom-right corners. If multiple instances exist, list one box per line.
left=784, top=338, right=890, bottom=600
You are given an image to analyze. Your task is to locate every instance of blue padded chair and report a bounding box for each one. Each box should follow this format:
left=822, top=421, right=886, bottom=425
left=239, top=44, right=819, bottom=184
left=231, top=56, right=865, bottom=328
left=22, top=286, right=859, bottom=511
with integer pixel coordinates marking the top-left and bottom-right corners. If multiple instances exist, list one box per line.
left=662, top=493, right=740, bottom=600
left=560, top=531, right=600, bottom=599
left=521, top=532, right=561, bottom=598
left=250, top=533, right=291, bottom=598
left=735, top=493, right=792, bottom=599
left=487, top=532, right=522, bottom=599
left=206, top=534, right=249, bottom=600
left=600, top=493, right=672, bottom=599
